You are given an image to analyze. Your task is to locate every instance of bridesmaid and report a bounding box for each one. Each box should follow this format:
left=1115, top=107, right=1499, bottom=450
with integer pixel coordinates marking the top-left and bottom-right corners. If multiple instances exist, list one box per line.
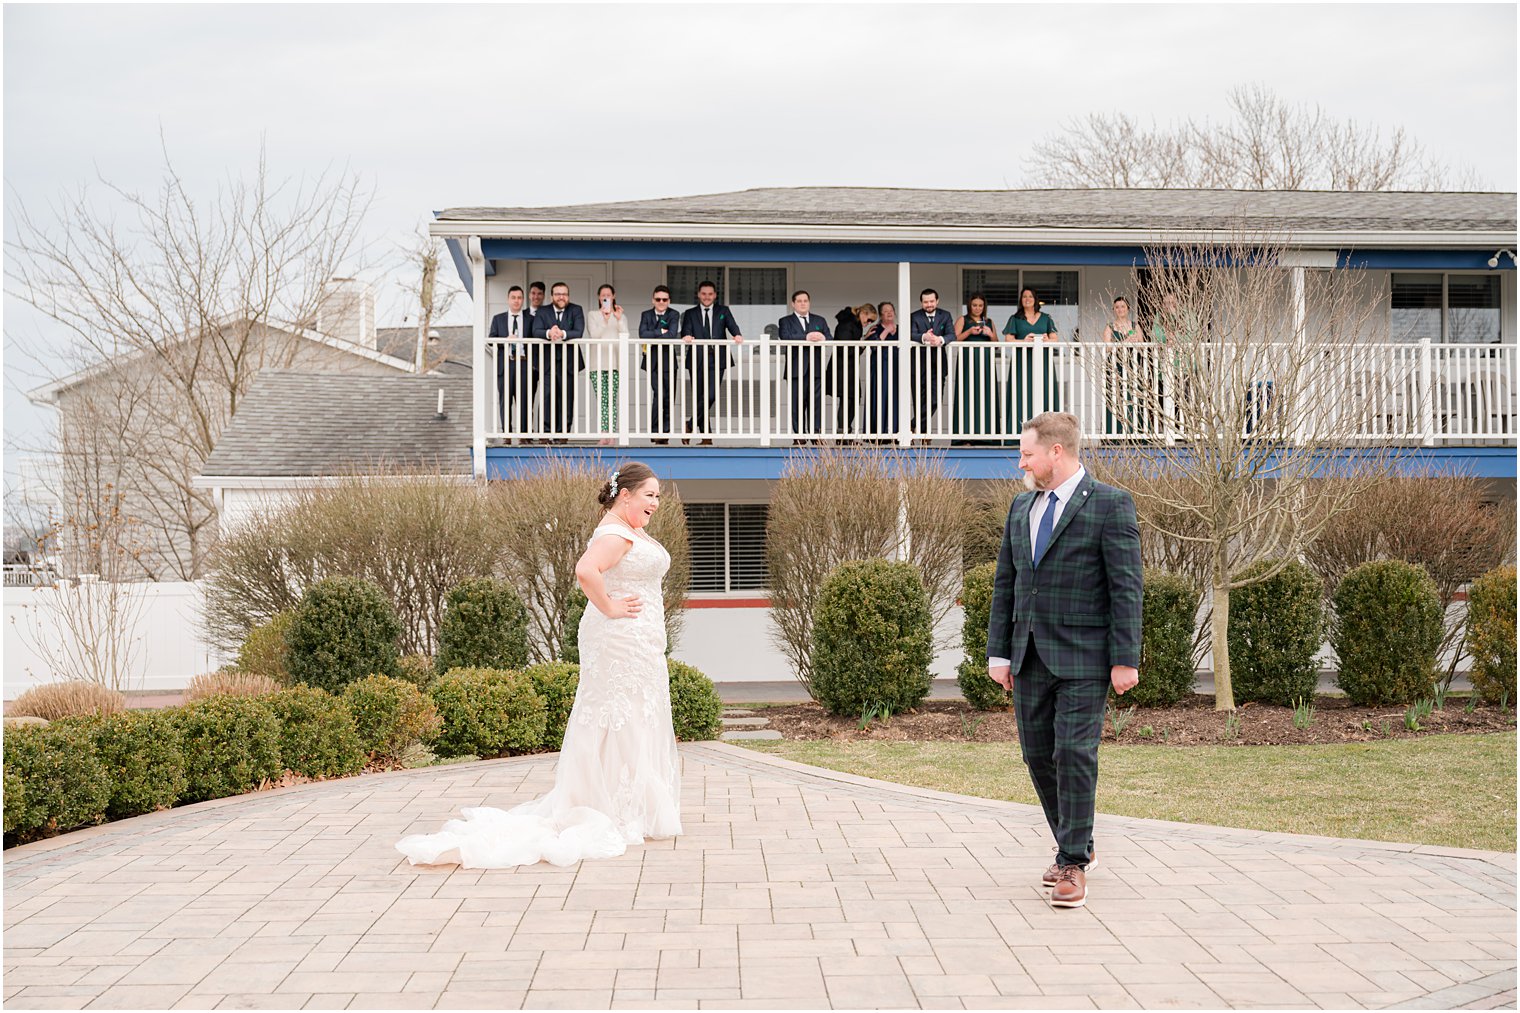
left=862, top=301, right=901, bottom=442
left=1002, top=286, right=1060, bottom=435
left=1101, top=296, right=1144, bottom=435
left=952, top=292, right=998, bottom=444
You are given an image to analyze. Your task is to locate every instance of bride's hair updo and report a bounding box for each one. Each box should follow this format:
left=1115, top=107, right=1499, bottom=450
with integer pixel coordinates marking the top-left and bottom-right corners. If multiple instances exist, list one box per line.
left=596, top=461, right=657, bottom=508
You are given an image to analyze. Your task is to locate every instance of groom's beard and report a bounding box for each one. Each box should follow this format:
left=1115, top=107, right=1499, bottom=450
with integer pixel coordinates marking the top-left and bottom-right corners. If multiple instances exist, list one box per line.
left=1022, top=472, right=1038, bottom=492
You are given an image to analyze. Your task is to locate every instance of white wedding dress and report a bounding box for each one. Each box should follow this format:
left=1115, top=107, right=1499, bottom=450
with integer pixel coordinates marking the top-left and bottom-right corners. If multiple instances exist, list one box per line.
left=396, top=520, right=682, bottom=868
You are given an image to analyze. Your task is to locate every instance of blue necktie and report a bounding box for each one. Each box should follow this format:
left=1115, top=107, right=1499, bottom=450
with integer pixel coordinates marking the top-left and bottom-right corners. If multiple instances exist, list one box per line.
left=1033, top=491, right=1058, bottom=568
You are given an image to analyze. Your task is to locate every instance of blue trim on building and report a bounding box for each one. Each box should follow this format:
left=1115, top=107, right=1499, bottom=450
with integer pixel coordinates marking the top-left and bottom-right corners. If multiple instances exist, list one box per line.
left=480, top=445, right=1516, bottom=482
left=443, top=236, right=473, bottom=297
left=480, top=238, right=1153, bottom=266
left=1337, top=250, right=1516, bottom=271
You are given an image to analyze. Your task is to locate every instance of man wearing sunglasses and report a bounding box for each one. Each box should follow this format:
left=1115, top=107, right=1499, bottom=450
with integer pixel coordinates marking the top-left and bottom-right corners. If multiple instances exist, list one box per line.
left=640, top=285, right=680, bottom=444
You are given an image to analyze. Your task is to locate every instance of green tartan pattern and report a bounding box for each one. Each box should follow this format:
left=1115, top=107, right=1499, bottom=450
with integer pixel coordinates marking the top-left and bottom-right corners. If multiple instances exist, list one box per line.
left=1014, top=642, right=1108, bottom=867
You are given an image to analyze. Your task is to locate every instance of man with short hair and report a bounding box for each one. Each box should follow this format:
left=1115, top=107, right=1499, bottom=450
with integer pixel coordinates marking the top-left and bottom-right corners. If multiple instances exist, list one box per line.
left=641, top=285, right=680, bottom=444
left=679, top=279, right=743, bottom=445
left=986, top=411, right=1142, bottom=910
left=910, top=288, right=953, bottom=437
left=532, top=282, right=585, bottom=439
left=776, top=290, right=831, bottom=443
left=488, top=285, right=538, bottom=436
left=528, top=281, right=546, bottom=316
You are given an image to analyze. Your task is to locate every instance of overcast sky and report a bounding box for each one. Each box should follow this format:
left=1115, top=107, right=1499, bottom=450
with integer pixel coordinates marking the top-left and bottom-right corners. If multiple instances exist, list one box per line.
left=4, top=3, right=1516, bottom=483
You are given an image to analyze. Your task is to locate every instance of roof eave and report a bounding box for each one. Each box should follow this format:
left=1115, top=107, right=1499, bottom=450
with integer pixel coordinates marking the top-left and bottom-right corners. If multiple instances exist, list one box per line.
left=427, top=219, right=1513, bottom=250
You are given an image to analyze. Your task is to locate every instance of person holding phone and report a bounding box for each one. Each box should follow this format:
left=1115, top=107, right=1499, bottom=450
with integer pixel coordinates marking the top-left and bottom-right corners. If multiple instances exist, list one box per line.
left=586, top=284, right=629, bottom=446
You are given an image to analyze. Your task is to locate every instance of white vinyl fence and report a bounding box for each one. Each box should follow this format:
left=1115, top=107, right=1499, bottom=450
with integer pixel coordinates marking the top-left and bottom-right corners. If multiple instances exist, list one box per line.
left=4, top=581, right=228, bottom=700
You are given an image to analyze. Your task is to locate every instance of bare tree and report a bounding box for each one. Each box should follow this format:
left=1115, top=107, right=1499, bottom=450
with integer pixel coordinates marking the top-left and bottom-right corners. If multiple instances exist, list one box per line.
left=396, top=228, right=461, bottom=373
left=6, top=143, right=371, bottom=579
left=1081, top=230, right=1394, bottom=710
left=766, top=448, right=969, bottom=697
left=1027, top=84, right=1483, bottom=191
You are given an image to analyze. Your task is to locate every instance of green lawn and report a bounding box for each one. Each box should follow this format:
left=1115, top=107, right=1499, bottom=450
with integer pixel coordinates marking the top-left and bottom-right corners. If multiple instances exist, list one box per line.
left=742, top=733, right=1517, bottom=852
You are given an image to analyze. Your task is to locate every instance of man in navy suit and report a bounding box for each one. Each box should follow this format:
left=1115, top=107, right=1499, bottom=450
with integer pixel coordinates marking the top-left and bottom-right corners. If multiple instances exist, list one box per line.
left=777, top=290, right=832, bottom=442
left=640, top=285, right=681, bottom=444
left=679, top=279, right=743, bottom=445
left=910, top=288, right=953, bottom=437
left=532, top=282, right=585, bottom=439
left=488, top=285, right=538, bottom=437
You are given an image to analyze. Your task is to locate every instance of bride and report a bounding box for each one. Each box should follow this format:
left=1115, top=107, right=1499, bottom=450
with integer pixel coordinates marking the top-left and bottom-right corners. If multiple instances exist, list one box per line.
left=396, top=461, right=682, bottom=868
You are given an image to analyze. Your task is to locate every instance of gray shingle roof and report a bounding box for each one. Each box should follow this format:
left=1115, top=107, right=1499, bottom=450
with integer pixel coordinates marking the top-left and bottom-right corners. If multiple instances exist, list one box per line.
left=375, top=325, right=472, bottom=371
left=438, top=187, right=1516, bottom=234
left=201, top=371, right=472, bottom=478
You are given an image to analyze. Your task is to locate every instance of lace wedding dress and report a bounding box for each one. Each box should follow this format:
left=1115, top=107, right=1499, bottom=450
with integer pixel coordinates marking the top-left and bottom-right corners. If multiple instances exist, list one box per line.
left=395, top=520, right=682, bottom=868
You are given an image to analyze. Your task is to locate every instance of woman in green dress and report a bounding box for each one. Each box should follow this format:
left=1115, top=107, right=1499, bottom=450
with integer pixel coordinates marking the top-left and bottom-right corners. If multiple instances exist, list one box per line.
left=1002, top=286, right=1060, bottom=433
left=1101, top=295, right=1145, bottom=436
left=952, top=293, right=998, bottom=443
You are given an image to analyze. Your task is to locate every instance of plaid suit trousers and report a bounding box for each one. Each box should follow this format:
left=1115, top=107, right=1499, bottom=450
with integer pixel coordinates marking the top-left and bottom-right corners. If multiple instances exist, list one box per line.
left=1013, top=636, right=1107, bottom=867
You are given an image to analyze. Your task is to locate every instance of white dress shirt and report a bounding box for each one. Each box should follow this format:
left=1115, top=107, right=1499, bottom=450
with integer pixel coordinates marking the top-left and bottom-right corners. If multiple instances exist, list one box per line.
left=507, top=312, right=529, bottom=357
left=989, top=465, right=1088, bottom=668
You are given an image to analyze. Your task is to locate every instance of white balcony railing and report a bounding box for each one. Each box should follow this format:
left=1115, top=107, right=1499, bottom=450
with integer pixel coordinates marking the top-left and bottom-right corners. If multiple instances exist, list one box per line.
left=483, top=337, right=1517, bottom=447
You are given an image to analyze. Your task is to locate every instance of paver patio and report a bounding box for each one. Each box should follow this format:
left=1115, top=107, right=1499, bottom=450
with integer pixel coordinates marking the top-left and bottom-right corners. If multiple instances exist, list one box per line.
left=4, top=742, right=1515, bottom=1010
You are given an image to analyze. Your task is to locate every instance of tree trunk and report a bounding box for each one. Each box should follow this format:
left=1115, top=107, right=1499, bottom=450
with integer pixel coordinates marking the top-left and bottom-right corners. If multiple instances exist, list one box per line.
left=1211, top=581, right=1235, bottom=711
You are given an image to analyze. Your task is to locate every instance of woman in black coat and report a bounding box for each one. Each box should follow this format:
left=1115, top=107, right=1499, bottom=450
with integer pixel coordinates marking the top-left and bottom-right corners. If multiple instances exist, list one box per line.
left=828, top=304, right=876, bottom=435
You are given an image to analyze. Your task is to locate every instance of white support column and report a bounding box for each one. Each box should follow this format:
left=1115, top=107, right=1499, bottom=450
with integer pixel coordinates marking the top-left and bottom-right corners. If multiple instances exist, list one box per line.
left=469, top=237, right=488, bottom=480
left=617, top=325, right=631, bottom=448
left=1291, top=266, right=1307, bottom=346
left=897, top=261, right=912, bottom=447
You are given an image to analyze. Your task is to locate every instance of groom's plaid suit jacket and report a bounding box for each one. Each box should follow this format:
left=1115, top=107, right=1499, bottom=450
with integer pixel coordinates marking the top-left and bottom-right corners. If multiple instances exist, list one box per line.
left=985, top=471, right=1143, bottom=681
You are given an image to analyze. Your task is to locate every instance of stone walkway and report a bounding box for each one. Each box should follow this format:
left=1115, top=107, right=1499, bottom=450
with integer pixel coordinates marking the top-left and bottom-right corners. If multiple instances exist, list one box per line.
left=3, top=742, right=1514, bottom=1010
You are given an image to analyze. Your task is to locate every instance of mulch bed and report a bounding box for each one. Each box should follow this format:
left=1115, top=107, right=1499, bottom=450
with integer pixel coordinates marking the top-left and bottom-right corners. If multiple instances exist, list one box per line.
left=753, top=696, right=1517, bottom=746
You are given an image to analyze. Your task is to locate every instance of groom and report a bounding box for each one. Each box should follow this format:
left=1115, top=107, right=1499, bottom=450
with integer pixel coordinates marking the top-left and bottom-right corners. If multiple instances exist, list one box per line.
left=986, top=411, right=1142, bottom=909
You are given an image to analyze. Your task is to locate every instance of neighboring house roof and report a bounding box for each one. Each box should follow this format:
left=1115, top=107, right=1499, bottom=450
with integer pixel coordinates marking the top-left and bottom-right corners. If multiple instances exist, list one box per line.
left=198, top=370, right=472, bottom=479
left=27, top=315, right=420, bottom=405
left=375, top=325, right=473, bottom=376
left=434, top=186, right=1517, bottom=237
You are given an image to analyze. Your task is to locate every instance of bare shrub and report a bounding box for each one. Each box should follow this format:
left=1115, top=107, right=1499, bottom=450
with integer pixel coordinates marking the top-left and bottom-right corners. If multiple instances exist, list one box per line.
left=767, top=448, right=969, bottom=697
left=963, top=479, right=1024, bottom=571
left=11, top=681, right=126, bottom=721
left=185, top=671, right=281, bottom=702
left=202, top=470, right=491, bottom=655
left=1305, top=468, right=1517, bottom=687
left=483, top=457, right=690, bottom=664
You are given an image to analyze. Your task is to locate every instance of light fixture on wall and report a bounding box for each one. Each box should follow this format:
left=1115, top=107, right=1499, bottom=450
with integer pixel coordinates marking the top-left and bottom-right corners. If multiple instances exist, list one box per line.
left=1488, top=249, right=1514, bottom=268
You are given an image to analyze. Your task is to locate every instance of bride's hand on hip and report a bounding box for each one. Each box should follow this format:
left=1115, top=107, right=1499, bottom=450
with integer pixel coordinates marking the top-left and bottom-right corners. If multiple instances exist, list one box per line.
left=601, top=593, right=642, bottom=620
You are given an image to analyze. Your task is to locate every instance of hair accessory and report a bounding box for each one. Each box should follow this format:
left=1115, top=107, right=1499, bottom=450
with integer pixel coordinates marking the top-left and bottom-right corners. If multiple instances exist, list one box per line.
left=608, top=469, right=620, bottom=497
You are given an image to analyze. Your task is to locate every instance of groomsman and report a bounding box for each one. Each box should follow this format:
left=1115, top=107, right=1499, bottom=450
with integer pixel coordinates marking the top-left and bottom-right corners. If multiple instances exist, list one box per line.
left=911, top=288, right=953, bottom=436
left=488, top=285, right=538, bottom=436
left=777, top=290, right=832, bottom=442
left=679, top=279, right=743, bottom=445
left=641, top=285, right=680, bottom=444
left=533, top=282, right=585, bottom=439
left=527, top=281, right=546, bottom=317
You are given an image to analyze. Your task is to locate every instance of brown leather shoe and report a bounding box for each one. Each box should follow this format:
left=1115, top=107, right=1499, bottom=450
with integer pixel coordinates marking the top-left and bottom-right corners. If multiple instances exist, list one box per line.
left=1041, top=846, right=1095, bottom=889
left=1050, top=865, right=1087, bottom=908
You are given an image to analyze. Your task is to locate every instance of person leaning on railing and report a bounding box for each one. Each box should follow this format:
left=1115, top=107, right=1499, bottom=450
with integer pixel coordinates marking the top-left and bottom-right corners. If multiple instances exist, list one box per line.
left=586, top=284, right=629, bottom=447
left=679, top=280, right=743, bottom=446
left=910, top=288, right=954, bottom=440
left=829, top=303, right=877, bottom=435
left=778, top=290, right=832, bottom=444
left=1100, top=295, right=1146, bottom=436
left=1003, top=286, right=1061, bottom=435
left=488, top=284, right=538, bottom=437
left=533, top=282, right=586, bottom=443
left=640, top=285, right=680, bottom=445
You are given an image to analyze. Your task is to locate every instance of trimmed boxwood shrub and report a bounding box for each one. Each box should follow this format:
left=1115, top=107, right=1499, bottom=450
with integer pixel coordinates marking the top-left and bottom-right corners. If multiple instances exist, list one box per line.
left=396, top=653, right=437, bottom=692
left=285, top=577, right=402, bottom=693
left=237, top=610, right=295, bottom=684
left=1466, top=565, right=1517, bottom=704
left=525, top=662, right=580, bottom=750
left=560, top=589, right=589, bottom=664
left=89, top=711, right=187, bottom=819
left=956, top=563, right=1010, bottom=711
left=266, top=686, right=365, bottom=779
left=430, top=668, right=547, bottom=758
left=3, top=721, right=110, bottom=842
left=1332, top=560, right=1443, bottom=706
left=811, top=559, right=935, bottom=717
left=173, top=697, right=284, bottom=803
left=436, top=579, right=531, bottom=675
left=668, top=660, right=722, bottom=741
left=1228, top=560, right=1325, bottom=706
left=342, top=675, right=442, bottom=765
left=1131, top=570, right=1201, bottom=708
